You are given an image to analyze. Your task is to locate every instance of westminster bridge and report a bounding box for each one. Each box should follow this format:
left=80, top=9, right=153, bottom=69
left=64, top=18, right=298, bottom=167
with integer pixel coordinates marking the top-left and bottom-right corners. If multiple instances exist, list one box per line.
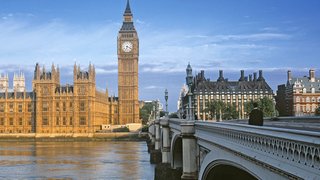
left=147, top=117, right=320, bottom=180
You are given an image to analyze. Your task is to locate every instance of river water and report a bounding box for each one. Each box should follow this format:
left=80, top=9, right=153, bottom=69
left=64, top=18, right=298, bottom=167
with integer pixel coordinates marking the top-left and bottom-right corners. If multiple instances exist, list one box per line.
left=0, top=141, right=155, bottom=180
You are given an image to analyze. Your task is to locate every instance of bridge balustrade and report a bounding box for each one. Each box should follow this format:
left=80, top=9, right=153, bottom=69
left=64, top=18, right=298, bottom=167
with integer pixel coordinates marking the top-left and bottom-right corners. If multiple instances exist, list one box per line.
left=148, top=118, right=320, bottom=180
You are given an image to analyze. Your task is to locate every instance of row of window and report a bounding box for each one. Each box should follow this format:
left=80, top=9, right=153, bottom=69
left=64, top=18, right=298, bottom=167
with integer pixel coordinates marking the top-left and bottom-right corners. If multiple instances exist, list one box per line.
left=0, top=117, right=32, bottom=126
left=195, top=90, right=270, bottom=94
left=294, top=87, right=317, bottom=94
left=295, top=104, right=318, bottom=112
left=42, top=102, right=85, bottom=112
left=196, top=94, right=272, bottom=100
left=0, top=103, right=33, bottom=113
left=295, top=96, right=320, bottom=103
left=41, top=117, right=86, bottom=126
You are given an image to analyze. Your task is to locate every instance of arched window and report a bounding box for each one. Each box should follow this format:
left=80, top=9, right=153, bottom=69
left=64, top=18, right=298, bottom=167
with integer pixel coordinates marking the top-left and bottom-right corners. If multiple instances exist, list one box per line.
left=312, top=104, right=316, bottom=112
left=311, top=88, right=315, bottom=93
left=303, top=88, right=307, bottom=93
left=296, top=97, right=300, bottom=102
left=306, top=104, right=310, bottom=112
left=306, top=97, right=310, bottom=102
left=312, top=97, right=316, bottom=102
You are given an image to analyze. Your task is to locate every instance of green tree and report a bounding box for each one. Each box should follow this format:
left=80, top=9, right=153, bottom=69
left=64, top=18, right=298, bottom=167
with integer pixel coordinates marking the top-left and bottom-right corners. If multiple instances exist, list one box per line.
left=258, top=97, right=275, bottom=117
left=244, top=97, right=276, bottom=118
left=223, top=103, right=239, bottom=120
left=139, top=103, right=155, bottom=125
left=205, top=100, right=241, bottom=120
left=315, top=106, right=320, bottom=116
left=204, top=101, right=217, bottom=120
left=244, top=100, right=255, bottom=116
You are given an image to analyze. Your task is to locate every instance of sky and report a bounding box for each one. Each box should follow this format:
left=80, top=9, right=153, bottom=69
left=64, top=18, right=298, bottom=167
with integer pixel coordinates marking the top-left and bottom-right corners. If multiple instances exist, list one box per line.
left=0, top=0, right=320, bottom=112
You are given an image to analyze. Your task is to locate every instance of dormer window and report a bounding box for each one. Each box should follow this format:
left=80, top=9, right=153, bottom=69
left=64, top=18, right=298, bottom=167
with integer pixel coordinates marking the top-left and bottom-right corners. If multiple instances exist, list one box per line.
left=303, top=88, right=307, bottom=93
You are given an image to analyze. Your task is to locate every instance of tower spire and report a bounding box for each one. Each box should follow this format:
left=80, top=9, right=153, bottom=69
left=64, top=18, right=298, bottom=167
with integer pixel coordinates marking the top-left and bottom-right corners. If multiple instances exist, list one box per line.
left=124, top=0, right=132, bottom=15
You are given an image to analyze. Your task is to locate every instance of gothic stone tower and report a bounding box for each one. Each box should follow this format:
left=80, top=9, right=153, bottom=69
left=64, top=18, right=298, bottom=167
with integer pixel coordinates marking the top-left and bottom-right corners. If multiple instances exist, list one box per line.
left=118, top=0, right=139, bottom=124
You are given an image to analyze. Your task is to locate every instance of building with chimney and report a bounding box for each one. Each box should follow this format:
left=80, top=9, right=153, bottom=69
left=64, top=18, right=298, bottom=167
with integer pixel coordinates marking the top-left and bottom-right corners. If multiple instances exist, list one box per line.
left=179, top=66, right=274, bottom=120
left=276, top=69, right=320, bottom=116
left=0, top=1, right=140, bottom=134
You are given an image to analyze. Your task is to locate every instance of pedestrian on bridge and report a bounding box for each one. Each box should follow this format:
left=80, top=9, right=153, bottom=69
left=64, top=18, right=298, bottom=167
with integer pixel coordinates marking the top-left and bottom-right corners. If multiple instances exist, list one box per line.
left=249, top=102, right=263, bottom=126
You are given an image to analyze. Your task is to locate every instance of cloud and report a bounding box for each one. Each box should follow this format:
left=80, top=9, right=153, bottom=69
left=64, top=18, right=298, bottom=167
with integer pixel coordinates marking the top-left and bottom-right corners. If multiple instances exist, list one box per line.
left=212, top=33, right=290, bottom=42
left=136, top=19, right=145, bottom=24
left=0, top=18, right=119, bottom=66
left=144, top=85, right=163, bottom=89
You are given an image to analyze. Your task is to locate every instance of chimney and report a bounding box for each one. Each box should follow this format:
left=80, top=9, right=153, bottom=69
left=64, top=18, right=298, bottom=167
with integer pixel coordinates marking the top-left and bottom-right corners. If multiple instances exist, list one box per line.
left=253, top=72, right=257, bottom=81
left=249, top=74, right=252, bottom=81
left=217, top=70, right=224, bottom=82
left=239, top=70, right=245, bottom=81
left=287, top=70, right=292, bottom=81
left=309, top=69, right=315, bottom=82
left=201, top=70, right=205, bottom=79
left=258, top=70, right=264, bottom=81
left=219, top=70, right=223, bottom=78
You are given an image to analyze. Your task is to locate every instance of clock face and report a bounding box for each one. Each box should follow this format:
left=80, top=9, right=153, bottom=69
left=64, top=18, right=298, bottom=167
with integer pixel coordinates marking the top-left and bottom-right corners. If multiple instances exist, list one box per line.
left=122, top=41, right=133, bottom=52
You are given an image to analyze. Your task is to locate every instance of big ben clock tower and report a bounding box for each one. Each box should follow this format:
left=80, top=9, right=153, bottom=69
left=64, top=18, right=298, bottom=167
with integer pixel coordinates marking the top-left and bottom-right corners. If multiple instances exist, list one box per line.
left=118, top=0, right=140, bottom=125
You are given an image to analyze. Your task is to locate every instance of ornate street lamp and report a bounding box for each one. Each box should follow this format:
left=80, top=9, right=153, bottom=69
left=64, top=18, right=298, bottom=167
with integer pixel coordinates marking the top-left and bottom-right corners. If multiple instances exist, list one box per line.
left=186, top=63, right=193, bottom=120
left=165, top=89, right=168, bottom=116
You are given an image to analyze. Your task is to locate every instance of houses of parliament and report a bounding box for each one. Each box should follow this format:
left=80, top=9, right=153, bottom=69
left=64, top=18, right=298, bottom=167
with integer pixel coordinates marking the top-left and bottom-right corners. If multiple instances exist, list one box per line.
left=0, top=0, right=140, bottom=134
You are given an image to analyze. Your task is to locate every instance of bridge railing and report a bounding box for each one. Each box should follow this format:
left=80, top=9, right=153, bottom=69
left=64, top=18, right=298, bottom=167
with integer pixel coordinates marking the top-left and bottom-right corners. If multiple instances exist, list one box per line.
left=195, top=121, right=320, bottom=179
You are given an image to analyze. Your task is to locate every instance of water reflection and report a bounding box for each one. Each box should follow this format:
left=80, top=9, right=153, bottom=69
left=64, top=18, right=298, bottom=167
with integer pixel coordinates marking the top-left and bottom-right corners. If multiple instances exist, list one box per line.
left=0, top=141, right=154, bottom=179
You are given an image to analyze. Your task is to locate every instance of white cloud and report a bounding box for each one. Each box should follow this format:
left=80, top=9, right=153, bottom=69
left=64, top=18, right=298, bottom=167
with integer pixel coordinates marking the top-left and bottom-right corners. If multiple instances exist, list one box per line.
left=0, top=16, right=292, bottom=77
left=0, top=18, right=119, bottom=66
left=136, top=19, right=145, bottom=24
left=144, top=85, right=163, bottom=89
left=212, top=33, right=290, bottom=42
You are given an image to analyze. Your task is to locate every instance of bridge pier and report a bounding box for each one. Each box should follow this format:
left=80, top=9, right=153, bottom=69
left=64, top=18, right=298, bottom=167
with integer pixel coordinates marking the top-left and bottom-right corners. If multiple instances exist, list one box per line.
left=147, top=122, right=155, bottom=153
left=150, top=119, right=162, bottom=164
left=160, top=117, right=170, bottom=163
left=181, top=120, right=197, bottom=180
left=155, top=117, right=182, bottom=180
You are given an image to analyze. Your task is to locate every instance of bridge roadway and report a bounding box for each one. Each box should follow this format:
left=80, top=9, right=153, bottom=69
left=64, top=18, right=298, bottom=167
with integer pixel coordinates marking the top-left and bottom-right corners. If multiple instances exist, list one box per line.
left=147, top=117, right=320, bottom=180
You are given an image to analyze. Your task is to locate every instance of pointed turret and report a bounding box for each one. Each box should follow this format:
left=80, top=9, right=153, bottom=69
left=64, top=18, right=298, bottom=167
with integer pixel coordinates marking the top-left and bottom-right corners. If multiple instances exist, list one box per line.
left=124, top=0, right=132, bottom=16
left=120, top=0, right=135, bottom=31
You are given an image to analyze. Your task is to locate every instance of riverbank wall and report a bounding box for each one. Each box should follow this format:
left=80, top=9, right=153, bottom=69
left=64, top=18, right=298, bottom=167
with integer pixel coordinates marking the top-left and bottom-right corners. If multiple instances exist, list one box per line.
left=0, top=132, right=149, bottom=141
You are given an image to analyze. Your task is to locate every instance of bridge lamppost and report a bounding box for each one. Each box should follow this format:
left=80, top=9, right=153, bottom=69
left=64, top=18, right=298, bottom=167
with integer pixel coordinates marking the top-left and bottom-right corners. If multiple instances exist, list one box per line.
left=186, top=63, right=193, bottom=120
left=165, top=89, right=168, bottom=117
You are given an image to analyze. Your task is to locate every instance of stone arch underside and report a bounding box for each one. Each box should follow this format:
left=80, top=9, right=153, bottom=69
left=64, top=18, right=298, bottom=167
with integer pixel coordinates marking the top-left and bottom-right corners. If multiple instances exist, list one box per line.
left=170, top=133, right=182, bottom=169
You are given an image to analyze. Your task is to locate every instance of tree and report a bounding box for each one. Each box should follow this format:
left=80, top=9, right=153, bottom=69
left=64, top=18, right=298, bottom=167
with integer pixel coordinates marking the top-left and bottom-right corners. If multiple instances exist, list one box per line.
left=223, top=103, right=239, bottom=120
left=204, top=101, right=216, bottom=120
left=259, top=97, right=275, bottom=117
left=315, top=106, right=320, bottom=116
left=244, top=100, right=255, bottom=117
left=205, top=100, right=233, bottom=121
left=139, top=103, right=155, bottom=125
left=244, top=97, right=276, bottom=118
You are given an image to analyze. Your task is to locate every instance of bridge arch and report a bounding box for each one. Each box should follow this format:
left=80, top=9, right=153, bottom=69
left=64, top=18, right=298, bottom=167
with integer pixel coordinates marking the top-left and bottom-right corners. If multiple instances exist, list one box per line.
left=170, top=134, right=182, bottom=169
left=202, top=160, right=258, bottom=180
left=198, top=148, right=265, bottom=180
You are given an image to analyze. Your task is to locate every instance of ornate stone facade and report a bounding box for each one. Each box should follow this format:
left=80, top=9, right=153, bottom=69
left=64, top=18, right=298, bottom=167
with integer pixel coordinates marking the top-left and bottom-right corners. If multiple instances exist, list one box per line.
left=0, top=1, right=141, bottom=134
left=0, top=63, right=118, bottom=134
left=117, top=0, right=140, bottom=124
left=276, top=69, right=320, bottom=116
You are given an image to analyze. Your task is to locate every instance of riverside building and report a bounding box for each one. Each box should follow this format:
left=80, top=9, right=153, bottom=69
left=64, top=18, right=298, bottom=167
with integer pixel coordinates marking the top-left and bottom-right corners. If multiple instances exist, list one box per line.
left=179, top=67, right=274, bottom=120
left=0, top=0, right=140, bottom=134
left=276, top=69, right=320, bottom=116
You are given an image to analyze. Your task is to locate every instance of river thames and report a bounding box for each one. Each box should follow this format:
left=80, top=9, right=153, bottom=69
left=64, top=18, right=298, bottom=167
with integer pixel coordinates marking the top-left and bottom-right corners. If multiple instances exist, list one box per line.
left=0, top=141, right=155, bottom=179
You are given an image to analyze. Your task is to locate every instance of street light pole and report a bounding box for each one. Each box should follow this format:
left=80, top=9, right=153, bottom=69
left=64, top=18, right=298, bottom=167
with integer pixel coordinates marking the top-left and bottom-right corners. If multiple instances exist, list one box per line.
left=186, top=63, right=193, bottom=120
left=165, top=89, right=168, bottom=117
